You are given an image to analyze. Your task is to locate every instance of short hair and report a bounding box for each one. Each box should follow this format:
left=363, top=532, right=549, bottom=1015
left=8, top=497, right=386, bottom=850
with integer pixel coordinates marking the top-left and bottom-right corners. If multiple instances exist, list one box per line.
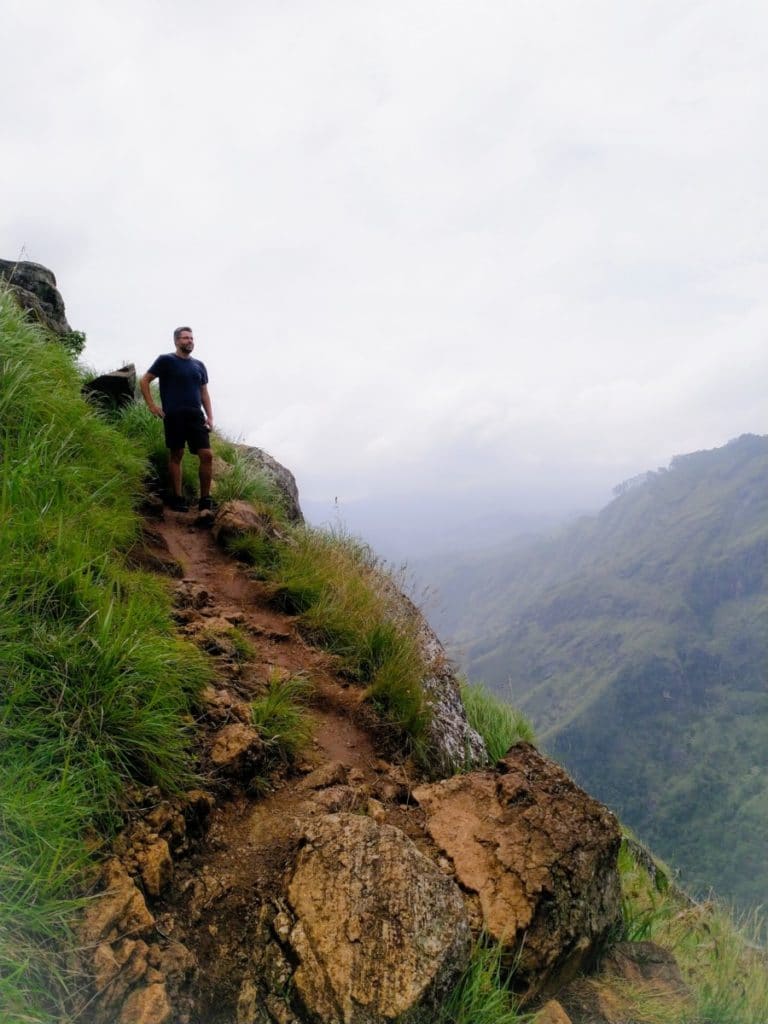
left=173, top=326, right=193, bottom=342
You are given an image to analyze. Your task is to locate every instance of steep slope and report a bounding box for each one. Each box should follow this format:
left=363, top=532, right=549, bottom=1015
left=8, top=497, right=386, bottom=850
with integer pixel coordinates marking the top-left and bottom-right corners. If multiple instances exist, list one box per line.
left=77, top=507, right=624, bottom=1024
left=425, top=435, right=768, bottom=908
left=5, top=270, right=767, bottom=1024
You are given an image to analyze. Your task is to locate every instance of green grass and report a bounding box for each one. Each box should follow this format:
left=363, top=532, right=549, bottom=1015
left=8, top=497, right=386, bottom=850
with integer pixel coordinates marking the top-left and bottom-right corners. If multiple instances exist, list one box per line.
left=211, top=447, right=287, bottom=512
left=227, top=625, right=255, bottom=663
left=438, top=941, right=532, bottom=1024
left=251, top=672, right=314, bottom=761
left=618, top=840, right=768, bottom=1023
left=460, top=682, right=535, bottom=761
left=116, top=402, right=289, bottom=517
left=0, top=290, right=209, bottom=1021
left=262, top=527, right=430, bottom=743
left=225, top=528, right=279, bottom=572
left=115, top=398, right=199, bottom=496
left=223, top=523, right=430, bottom=742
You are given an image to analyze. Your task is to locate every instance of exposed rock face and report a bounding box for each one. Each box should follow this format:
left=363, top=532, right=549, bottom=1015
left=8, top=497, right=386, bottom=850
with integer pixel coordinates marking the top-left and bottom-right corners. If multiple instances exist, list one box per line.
left=410, top=602, right=488, bottom=774
left=413, top=744, right=622, bottom=1002
left=602, top=940, right=690, bottom=996
left=78, top=859, right=168, bottom=1022
left=286, top=812, right=472, bottom=1024
left=235, top=444, right=304, bottom=522
left=80, top=858, right=156, bottom=946
left=212, top=499, right=287, bottom=548
left=0, top=258, right=72, bottom=335
left=135, top=838, right=174, bottom=898
left=370, top=577, right=487, bottom=773
left=117, top=982, right=172, bottom=1024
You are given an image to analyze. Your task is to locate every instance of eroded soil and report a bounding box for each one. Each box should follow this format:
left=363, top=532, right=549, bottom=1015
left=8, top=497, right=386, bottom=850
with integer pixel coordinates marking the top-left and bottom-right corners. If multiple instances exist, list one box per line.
left=100, top=510, right=431, bottom=1023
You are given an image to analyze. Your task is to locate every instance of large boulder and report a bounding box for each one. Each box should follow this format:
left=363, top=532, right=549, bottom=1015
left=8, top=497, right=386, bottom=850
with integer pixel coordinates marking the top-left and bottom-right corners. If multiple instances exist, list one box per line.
left=376, top=583, right=488, bottom=775
left=0, top=258, right=72, bottom=336
left=411, top=601, right=488, bottom=774
left=285, top=812, right=471, bottom=1024
left=212, top=499, right=287, bottom=548
left=235, top=444, right=304, bottom=523
left=413, top=744, right=622, bottom=1002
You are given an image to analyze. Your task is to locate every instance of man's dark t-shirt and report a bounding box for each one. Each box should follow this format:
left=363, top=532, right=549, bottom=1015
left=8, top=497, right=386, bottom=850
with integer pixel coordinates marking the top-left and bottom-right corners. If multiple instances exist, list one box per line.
left=148, top=354, right=208, bottom=414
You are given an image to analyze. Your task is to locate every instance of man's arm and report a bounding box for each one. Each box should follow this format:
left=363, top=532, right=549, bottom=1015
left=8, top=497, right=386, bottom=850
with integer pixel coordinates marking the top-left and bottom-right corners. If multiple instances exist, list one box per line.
left=201, top=384, right=213, bottom=430
left=139, top=372, right=164, bottom=418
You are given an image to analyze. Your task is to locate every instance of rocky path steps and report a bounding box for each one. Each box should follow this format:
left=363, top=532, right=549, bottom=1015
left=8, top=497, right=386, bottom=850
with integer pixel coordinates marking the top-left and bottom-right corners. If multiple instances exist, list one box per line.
left=77, top=504, right=630, bottom=1024
left=78, top=508, right=439, bottom=1024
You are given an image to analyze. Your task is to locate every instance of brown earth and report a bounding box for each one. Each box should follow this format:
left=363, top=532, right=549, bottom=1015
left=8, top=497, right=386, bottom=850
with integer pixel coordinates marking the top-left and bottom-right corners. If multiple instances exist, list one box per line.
left=79, top=509, right=439, bottom=1023
left=78, top=507, right=625, bottom=1024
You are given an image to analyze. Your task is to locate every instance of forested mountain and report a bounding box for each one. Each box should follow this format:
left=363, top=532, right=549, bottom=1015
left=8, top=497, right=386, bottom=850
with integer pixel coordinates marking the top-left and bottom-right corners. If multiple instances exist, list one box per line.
left=421, top=434, right=768, bottom=909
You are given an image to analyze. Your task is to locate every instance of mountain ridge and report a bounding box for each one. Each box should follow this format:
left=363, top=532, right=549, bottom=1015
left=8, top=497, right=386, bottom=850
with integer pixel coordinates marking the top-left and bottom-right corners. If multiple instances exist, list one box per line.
left=423, top=433, right=768, bottom=908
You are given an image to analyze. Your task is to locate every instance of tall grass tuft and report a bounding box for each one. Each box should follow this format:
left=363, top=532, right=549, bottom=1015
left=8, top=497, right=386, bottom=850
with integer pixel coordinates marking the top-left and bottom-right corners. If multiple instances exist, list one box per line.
left=115, top=399, right=198, bottom=495
left=619, top=839, right=768, bottom=1023
left=0, top=290, right=208, bottom=1020
left=262, top=527, right=430, bottom=741
left=460, top=682, right=535, bottom=761
left=438, top=941, right=532, bottom=1024
left=251, top=672, right=314, bottom=761
left=212, top=447, right=287, bottom=512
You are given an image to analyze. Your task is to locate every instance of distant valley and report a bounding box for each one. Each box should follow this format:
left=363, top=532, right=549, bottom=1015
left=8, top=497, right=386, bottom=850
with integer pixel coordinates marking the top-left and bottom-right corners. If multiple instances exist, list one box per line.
left=416, top=434, right=768, bottom=910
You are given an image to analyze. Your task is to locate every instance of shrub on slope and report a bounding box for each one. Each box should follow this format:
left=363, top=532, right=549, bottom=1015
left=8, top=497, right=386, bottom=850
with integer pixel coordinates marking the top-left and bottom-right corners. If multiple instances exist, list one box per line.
left=0, top=292, right=207, bottom=1022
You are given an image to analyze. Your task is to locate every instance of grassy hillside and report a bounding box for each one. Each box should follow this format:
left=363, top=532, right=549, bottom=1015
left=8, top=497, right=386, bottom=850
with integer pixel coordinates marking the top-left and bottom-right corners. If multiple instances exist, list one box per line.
left=0, top=290, right=447, bottom=1021
left=3, top=287, right=767, bottom=1023
left=424, top=435, right=768, bottom=909
left=0, top=292, right=213, bottom=1021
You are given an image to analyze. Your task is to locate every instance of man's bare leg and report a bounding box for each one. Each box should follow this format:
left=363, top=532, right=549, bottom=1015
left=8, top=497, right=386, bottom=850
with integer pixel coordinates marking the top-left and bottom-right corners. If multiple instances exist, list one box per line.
left=169, top=448, right=185, bottom=497
left=198, top=448, right=213, bottom=499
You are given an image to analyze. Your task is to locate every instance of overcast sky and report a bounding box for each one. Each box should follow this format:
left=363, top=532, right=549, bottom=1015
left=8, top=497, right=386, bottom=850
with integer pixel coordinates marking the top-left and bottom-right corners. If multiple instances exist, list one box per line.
left=2, top=1, right=767, bottom=540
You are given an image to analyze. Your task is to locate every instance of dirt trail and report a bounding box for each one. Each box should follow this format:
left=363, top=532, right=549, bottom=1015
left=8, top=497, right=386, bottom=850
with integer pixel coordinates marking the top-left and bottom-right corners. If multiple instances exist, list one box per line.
left=138, top=512, right=422, bottom=1022
left=157, top=513, right=377, bottom=765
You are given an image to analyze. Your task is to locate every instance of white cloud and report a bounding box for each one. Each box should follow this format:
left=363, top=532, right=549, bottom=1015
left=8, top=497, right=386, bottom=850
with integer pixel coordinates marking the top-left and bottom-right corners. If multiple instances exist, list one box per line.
left=1, top=0, right=767, bottom=517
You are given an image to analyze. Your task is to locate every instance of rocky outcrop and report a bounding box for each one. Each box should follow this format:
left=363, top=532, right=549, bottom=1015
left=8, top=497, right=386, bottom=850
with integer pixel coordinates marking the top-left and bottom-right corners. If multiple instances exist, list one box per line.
left=78, top=858, right=175, bottom=1024
left=285, top=813, right=471, bottom=1024
left=74, top=471, right=633, bottom=1024
left=410, top=603, right=488, bottom=774
left=0, top=258, right=72, bottom=335
left=83, top=364, right=137, bottom=408
left=236, top=444, right=304, bottom=523
left=533, top=1002, right=573, bottom=1024
left=557, top=941, right=693, bottom=1023
left=413, top=744, right=622, bottom=1002
left=212, top=499, right=288, bottom=548
left=76, top=790, right=214, bottom=1024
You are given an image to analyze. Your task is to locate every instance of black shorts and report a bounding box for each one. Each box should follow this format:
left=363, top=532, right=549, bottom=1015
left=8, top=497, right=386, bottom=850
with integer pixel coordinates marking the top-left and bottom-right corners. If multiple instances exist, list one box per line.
left=163, top=409, right=210, bottom=454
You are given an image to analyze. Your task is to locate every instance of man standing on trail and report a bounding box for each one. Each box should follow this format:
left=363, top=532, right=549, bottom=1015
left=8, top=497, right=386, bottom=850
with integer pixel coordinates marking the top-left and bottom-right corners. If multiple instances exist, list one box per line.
left=140, top=326, right=215, bottom=513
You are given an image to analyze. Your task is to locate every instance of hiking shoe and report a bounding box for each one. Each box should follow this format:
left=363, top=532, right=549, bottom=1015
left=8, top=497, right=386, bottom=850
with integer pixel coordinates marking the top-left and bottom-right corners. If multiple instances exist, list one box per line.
left=198, top=496, right=216, bottom=512
left=168, top=495, right=189, bottom=512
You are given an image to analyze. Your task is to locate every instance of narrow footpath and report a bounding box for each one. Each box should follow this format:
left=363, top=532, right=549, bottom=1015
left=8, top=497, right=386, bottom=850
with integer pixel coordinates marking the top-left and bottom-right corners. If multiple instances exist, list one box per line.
left=114, top=510, right=430, bottom=1023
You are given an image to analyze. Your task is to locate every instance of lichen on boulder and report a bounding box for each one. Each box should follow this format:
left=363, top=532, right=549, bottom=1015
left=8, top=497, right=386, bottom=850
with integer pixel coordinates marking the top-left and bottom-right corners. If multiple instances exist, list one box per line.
left=414, top=743, right=622, bottom=1002
left=285, top=812, right=472, bottom=1024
